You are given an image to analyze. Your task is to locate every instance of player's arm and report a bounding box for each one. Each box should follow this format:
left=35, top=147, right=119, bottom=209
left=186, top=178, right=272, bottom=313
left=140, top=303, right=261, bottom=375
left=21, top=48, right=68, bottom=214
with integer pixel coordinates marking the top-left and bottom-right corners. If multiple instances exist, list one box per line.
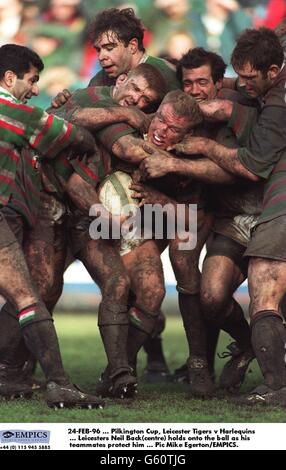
left=25, top=105, right=96, bottom=159
left=65, top=172, right=100, bottom=211
left=171, top=136, right=260, bottom=181
left=140, top=155, right=236, bottom=183
left=112, top=136, right=171, bottom=165
left=65, top=172, right=125, bottom=227
left=71, top=106, right=151, bottom=133
left=199, top=99, right=234, bottom=121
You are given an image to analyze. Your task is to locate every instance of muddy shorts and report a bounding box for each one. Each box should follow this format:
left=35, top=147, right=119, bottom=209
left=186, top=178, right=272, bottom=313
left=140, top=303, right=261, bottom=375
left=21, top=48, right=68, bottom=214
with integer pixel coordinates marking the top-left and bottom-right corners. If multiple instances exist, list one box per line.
left=206, top=233, right=248, bottom=277
left=28, top=192, right=68, bottom=252
left=213, top=213, right=259, bottom=247
left=245, top=214, right=286, bottom=261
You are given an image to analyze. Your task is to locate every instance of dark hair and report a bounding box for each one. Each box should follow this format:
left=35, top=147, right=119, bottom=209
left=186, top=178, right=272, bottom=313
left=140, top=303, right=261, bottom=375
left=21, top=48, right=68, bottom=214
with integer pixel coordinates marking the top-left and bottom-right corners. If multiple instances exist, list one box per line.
left=0, top=44, right=44, bottom=80
left=128, top=63, right=167, bottom=112
left=231, top=27, right=284, bottom=76
left=89, top=8, right=145, bottom=52
left=161, top=90, right=203, bottom=128
left=176, top=47, right=226, bottom=84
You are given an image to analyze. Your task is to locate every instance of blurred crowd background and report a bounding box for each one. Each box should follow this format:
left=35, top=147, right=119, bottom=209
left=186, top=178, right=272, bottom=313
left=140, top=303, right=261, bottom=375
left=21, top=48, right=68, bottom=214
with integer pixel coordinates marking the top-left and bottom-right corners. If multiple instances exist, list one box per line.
left=0, top=0, right=285, bottom=107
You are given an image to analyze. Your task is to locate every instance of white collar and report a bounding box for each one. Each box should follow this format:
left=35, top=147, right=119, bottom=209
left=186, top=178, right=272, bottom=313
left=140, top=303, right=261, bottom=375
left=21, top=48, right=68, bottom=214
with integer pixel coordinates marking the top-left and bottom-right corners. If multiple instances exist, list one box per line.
left=0, top=86, right=16, bottom=102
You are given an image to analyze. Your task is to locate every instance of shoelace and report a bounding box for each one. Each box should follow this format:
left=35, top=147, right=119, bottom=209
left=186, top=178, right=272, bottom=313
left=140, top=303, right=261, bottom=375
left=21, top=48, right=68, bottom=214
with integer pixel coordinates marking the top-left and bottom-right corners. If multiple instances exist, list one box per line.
left=217, top=342, right=240, bottom=359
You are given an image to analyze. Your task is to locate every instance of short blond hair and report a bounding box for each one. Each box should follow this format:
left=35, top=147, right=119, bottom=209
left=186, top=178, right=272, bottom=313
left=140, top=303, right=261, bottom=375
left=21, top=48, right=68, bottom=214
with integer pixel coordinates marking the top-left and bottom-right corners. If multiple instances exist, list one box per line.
left=160, top=90, right=203, bottom=128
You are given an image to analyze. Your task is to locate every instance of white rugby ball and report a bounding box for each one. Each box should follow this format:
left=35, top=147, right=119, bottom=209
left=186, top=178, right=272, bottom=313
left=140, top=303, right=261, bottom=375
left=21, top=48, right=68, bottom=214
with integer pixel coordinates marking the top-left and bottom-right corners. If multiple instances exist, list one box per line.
left=98, top=170, right=139, bottom=216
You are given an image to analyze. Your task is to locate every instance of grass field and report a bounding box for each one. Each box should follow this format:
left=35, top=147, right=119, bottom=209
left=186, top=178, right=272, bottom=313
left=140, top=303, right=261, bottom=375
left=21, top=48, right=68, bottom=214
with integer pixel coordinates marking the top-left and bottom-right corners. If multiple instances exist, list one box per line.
left=0, top=312, right=286, bottom=423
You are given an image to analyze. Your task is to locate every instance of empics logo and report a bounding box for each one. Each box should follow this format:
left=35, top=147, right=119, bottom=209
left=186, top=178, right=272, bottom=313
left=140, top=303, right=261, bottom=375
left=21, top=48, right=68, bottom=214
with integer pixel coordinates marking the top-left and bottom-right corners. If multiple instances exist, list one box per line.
left=2, top=432, right=14, bottom=439
left=0, top=430, right=50, bottom=444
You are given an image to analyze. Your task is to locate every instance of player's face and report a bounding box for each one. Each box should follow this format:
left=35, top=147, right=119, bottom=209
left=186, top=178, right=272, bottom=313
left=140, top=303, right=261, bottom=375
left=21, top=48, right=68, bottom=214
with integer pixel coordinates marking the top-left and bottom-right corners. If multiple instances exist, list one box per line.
left=94, top=31, right=134, bottom=78
left=234, top=61, right=271, bottom=97
left=12, top=65, right=40, bottom=103
left=182, top=64, right=219, bottom=101
left=147, top=102, right=190, bottom=149
left=114, top=74, right=158, bottom=111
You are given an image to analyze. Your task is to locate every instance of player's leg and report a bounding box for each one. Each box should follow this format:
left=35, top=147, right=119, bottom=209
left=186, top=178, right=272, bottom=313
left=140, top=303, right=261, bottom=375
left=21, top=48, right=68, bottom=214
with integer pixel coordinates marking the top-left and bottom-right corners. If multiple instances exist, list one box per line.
left=201, top=240, right=253, bottom=391
left=169, top=210, right=217, bottom=398
left=77, top=237, right=137, bottom=398
left=236, top=217, right=286, bottom=405
left=123, top=240, right=166, bottom=373
left=0, top=209, right=103, bottom=408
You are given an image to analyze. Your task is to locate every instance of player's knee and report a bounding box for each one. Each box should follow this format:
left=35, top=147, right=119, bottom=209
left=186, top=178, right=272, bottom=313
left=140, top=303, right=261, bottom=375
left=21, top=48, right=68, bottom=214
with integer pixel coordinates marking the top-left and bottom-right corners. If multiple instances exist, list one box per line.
left=145, top=285, right=166, bottom=312
left=200, top=287, right=228, bottom=323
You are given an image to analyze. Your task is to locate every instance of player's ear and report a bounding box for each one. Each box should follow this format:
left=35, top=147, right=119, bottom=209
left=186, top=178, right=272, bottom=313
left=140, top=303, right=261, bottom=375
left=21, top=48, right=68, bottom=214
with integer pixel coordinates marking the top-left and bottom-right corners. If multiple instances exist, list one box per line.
left=128, top=38, right=139, bottom=54
left=267, top=64, right=280, bottom=81
left=115, top=73, right=128, bottom=87
left=3, top=70, right=17, bottom=89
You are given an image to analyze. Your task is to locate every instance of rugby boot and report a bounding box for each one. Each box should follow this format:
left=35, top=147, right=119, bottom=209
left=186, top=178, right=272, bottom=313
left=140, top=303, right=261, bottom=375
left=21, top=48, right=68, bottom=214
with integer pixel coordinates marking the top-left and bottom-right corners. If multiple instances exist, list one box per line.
left=187, top=356, right=215, bottom=399
left=234, top=384, right=286, bottom=407
left=95, top=366, right=137, bottom=399
left=172, top=362, right=188, bottom=383
left=46, top=381, right=105, bottom=409
left=112, top=369, right=138, bottom=399
left=218, top=342, right=255, bottom=391
left=95, top=367, right=113, bottom=398
left=143, top=360, right=171, bottom=383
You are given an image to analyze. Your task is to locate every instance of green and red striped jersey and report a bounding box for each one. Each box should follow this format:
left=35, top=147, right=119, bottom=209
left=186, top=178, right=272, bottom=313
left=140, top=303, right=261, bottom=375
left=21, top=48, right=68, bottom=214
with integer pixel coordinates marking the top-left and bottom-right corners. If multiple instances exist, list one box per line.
left=0, top=86, right=78, bottom=206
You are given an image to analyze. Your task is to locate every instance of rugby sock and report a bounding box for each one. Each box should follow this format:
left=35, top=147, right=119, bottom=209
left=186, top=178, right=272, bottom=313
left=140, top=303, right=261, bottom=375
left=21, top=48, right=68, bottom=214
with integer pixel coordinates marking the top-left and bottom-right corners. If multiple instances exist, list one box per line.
left=99, top=324, right=131, bottom=378
left=20, top=303, right=69, bottom=385
left=251, top=311, right=286, bottom=389
left=0, top=302, right=29, bottom=370
left=98, top=302, right=130, bottom=377
left=205, top=323, right=220, bottom=378
left=222, top=299, right=251, bottom=350
left=127, top=325, right=149, bottom=370
left=179, top=293, right=208, bottom=359
left=127, top=306, right=157, bottom=369
left=143, top=310, right=167, bottom=366
left=143, top=336, right=167, bottom=366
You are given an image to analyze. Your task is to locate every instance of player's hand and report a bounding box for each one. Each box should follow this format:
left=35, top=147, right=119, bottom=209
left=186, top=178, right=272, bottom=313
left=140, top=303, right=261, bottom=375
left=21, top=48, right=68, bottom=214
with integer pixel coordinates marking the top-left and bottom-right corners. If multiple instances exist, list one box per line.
left=169, top=136, right=208, bottom=156
left=51, top=89, right=72, bottom=109
left=139, top=155, right=175, bottom=179
left=126, top=107, right=152, bottom=133
left=130, top=182, right=169, bottom=207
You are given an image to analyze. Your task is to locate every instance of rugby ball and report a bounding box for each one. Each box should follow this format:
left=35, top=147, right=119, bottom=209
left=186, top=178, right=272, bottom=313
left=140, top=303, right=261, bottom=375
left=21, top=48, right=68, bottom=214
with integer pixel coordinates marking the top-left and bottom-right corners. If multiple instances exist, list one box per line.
left=98, top=170, right=139, bottom=216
